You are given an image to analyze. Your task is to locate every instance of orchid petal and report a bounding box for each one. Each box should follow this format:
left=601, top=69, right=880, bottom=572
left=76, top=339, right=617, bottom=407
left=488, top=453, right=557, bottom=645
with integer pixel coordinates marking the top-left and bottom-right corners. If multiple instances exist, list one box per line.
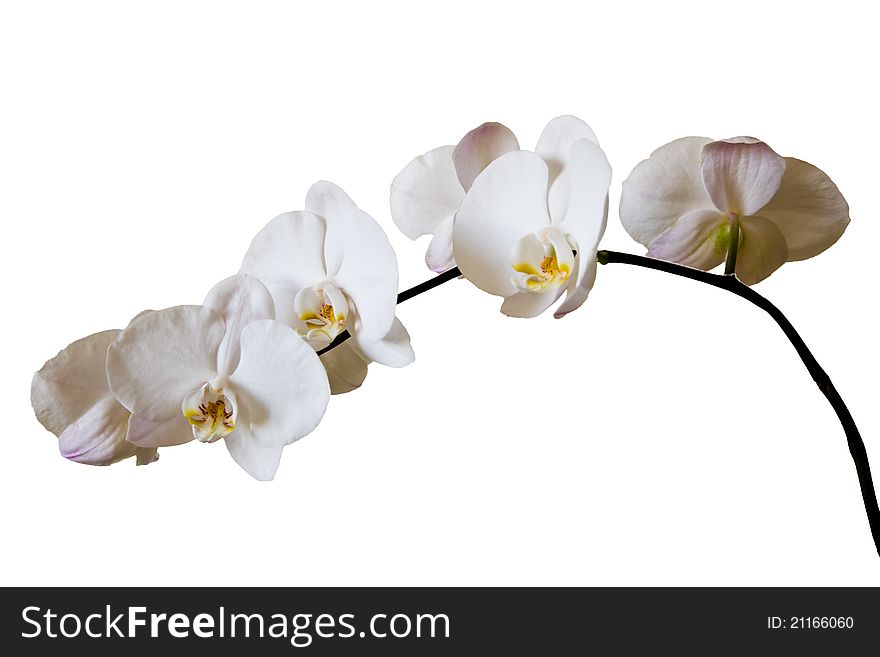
left=424, top=215, right=456, bottom=273
left=501, top=288, right=561, bottom=318
left=106, top=306, right=225, bottom=423
left=127, top=414, right=193, bottom=448
left=535, top=115, right=599, bottom=185
left=554, top=247, right=599, bottom=319
left=390, top=145, right=464, bottom=240
left=619, top=137, right=714, bottom=246
left=240, top=211, right=328, bottom=332
left=224, top=401, right=281, bottom=481
left=735, top=215, right=789, bottom=285
left=228, top=319, right=329, bottom=479
left=351, top=316, right=415, bottom=368
left=320, top=341, right=370, bottom=395
left=452, top=122, right=519, bottom=191
left=203, top=274, right=275, bottom=376
left=307, top=181, right=398, bottom=342
left=32, top=330, right=118, bottom=437
left=701, top=137, right=786, bottom=216
left=57, top=396, right=140, bottom=466
left=556, top=138, right=611, bottom=250
left=135, top=448, right=159, bottom=466
left=453, top=151, right=552, bottom=298
left=645, top=210, right=730, bottom=270
left=758, top=157, right=850, bottom=261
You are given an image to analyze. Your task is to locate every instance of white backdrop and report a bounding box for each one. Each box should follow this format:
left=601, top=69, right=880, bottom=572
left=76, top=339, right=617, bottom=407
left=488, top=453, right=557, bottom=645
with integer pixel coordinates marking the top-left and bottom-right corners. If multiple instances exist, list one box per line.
left=2, top=0, right=878, bottom=586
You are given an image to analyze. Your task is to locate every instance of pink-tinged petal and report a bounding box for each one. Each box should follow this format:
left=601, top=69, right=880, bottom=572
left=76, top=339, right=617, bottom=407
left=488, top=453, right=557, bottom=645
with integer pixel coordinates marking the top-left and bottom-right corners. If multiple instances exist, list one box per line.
left=454, top=151, right=552, bottom=298
left=735, top=215, right=789, bottom=285
left=106, top=306, right=226, bottom=423
left=203, top=274, right=276, bottom=376
left=646, top=210, right=730, bottom=270
left=390, top=145, right=464, bottom=240
left=453, top=122, right=519, bottom=191
left=307, top=181, right=398, bottom=342
left=554, top=247, right=599, bottom=319
left=320, top=341, right=370, bottom=395
left=127, top=414, right=193, bottom=448
left=424, top=215, right=455, bottom=273
left=759, top=157, right=850, bottom=261
left=57, top=396, right=138, bottom=466
left=351, top=316, right=414, bottom=368
left=701, top=137, right=786, bottom=216
left=620, top=137, right=715, bottom=246
left=32, top=330, right=118, bottom=438
left=535, top=115, right=599, bottom=185
left=240, top=210, right=328, bottom=332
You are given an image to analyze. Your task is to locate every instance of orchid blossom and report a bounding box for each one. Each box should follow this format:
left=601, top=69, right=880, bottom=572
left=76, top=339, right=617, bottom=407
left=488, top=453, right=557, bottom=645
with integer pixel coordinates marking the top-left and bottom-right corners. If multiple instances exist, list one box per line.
left=391, top=116, right=611, bottom=317
left=390, top=121, right=520, bottom=273
left=619, top=137, right=851, bottom=284
left=31, top=326, right=159, bottom=467
left=240, top=181, right=414, bottom=394
left=105, top=274, right=330, bottom=480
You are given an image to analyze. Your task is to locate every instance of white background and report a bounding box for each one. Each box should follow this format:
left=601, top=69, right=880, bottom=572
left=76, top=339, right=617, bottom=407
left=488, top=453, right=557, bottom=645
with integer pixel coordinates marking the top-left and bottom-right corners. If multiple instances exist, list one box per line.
left=2, top=0, right=878, bottom=586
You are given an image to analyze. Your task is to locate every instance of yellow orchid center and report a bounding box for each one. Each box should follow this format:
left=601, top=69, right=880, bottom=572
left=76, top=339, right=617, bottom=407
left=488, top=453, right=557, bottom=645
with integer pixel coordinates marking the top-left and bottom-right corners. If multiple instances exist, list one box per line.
left=182, top=383, right=237, bottom=443
left=511, top=228, right=574, bottom=293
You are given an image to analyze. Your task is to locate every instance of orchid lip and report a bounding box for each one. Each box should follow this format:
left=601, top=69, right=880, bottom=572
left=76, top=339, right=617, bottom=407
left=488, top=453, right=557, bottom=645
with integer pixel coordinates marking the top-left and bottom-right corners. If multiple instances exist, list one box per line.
left=182, top=382, right=238, bottom=443
left=510, top=227, right=574, bottom=294
left=294, top=282, right=351, bottom=348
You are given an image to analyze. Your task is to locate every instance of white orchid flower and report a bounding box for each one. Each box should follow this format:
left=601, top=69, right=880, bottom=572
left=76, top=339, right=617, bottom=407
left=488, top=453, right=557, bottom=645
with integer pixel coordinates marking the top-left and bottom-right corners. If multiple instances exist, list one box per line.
left=240, top=181, right=414, bottom=395
left=451, top=116, right=611, bottom=318
left=31, top=326, right=160, bottom=467
left=619, top=137, right=851, bottom=284
left=105, top=274, right=330, bottom=480
left=391, top=122, right=520, bottom=272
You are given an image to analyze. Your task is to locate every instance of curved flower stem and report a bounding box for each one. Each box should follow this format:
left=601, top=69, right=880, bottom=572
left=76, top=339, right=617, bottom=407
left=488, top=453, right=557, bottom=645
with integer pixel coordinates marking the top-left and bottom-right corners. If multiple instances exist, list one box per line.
left=318, top=249, right=880, bottom=558
left=597, top=249, right=880, bottom=558
left=316, top=266, right=463, bottom=356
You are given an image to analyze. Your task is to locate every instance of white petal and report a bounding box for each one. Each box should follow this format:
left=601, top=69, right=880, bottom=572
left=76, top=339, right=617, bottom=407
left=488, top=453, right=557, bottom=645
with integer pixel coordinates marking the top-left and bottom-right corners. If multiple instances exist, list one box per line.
left=554, top=247, right=599, bottom=319
left=390, top=145, right=464, bottom=240
left=701, top=137, right=786, bottom=216
left=127, top=414, right=193, bottom=448
left=452, top=122, right=519, bottom=191
left=228, top=319, right=330, bottom=461
left=106, top=306, right=225, bottom=423
left=224, top=400, right=282, bottom=481
left=351, top=316, right=414, bottom=368
left=319, top=341, right=370, bottom=395
left=424, top=215, right=456, bottom=273
left=645, top=210, right=730, bottom=270
left=556, top=138, right=611, bottom=250
left=57, top=395, right=138, bottom=466
left=535, top=115, right=599, bottom=185
left=239, top=210, right=328, bottom=332
left=32, top=329, right=118, bottom=438
left=735, top=215, right=790, bottom=285
left=758, top=157, right=850, bottom=261
left=453, top=150, right=552, bottom=298
left=307, top=181, right=398, bottom=342
left=203, top=273, right=276, bottom=376
left=619, top=136, right=714, bottom=246
left=501, top=288, right=561, bottom=318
